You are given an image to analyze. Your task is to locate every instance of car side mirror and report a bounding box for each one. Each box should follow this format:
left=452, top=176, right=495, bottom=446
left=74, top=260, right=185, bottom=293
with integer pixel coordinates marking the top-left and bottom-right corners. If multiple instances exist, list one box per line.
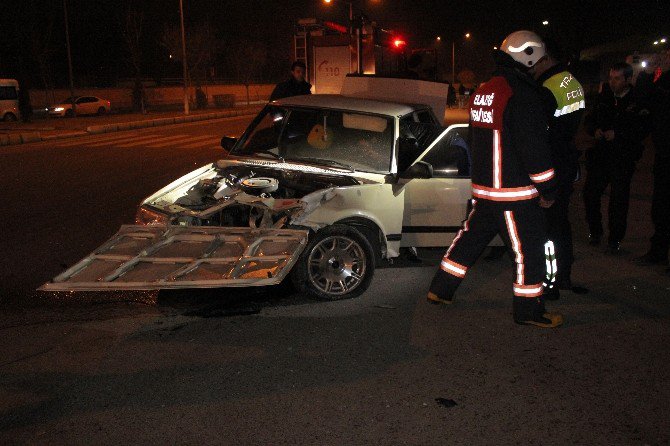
left=399, top=160, right=433, bottom=180
left=220, top=136, right=237, bottom=152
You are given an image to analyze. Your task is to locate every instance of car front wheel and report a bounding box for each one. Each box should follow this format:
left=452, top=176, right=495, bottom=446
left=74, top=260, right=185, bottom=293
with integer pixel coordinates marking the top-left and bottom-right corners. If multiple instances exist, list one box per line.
left=292, top=224, right=375, bottom=300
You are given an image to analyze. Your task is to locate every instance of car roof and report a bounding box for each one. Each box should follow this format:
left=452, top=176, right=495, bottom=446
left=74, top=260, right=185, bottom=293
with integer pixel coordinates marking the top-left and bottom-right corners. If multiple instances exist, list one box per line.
left=271, top=94, right=427, bottom=117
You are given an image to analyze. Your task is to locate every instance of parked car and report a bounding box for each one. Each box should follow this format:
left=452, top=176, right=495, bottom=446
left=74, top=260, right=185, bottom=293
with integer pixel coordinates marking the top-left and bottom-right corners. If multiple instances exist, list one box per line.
left=0, top=78, right=20, bottom=121
left=41, top=94, right=474, bottom=300
left=46, top=96, right=111, bottom=117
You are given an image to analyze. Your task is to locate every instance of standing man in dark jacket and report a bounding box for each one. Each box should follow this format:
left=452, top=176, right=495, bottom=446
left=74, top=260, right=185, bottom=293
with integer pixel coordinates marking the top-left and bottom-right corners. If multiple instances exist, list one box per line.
left=583, top=62, right=651, bottom=254
left=270, top=61, right=312, bottom=101
left=427, top=30, right=562, bottom=328
left=635, top=51, right=670, bottom=268
left=529, top=43, right=588, bottom=296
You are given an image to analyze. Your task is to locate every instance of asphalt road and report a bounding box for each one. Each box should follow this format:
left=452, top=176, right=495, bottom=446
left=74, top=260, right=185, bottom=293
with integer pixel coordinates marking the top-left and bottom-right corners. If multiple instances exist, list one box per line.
left=1, top=118, right=669, bottom=445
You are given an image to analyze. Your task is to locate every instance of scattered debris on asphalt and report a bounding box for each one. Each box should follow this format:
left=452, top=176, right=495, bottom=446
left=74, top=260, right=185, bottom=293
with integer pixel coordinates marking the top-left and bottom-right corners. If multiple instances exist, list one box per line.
left=435, top=398, right=457, bottom=408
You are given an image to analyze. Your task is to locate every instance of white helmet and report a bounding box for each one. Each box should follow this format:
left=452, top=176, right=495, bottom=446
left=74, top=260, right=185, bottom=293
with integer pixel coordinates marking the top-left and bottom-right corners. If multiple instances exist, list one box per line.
left=501, top=30, right=546, bottom=68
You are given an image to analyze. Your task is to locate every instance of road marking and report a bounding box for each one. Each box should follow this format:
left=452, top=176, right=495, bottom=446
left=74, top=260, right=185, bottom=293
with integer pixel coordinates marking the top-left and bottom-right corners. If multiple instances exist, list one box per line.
left=52, top=132, right=150, bottom=147
left=87, top=133, right=175, bottom=147
left=178, top=137, right=221, bottom=149
left=145, top=134, right=215, bottom=148
left=117, top=134, right=192, bottom=148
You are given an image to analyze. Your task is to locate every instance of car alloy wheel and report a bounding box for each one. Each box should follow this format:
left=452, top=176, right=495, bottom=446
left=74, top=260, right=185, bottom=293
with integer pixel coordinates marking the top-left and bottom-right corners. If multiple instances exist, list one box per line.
left=307, top=235, right=367, bottom=296
left=292, top=224, right=376, bottom=300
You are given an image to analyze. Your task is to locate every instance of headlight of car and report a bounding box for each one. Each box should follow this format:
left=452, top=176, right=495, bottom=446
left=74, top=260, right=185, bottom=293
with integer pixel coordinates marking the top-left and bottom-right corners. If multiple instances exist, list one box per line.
left=54, top=107, right=65, bottom=112
left=135, top=206, right=169, bottom=225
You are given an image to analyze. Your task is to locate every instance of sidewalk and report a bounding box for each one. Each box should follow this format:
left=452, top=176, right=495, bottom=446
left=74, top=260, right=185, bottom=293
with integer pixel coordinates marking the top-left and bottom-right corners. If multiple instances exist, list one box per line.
left=0, top=104, right=263, bottom=146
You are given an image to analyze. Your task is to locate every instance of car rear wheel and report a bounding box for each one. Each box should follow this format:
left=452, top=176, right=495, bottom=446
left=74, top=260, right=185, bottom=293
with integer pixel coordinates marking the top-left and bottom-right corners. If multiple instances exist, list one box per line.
left=291, top=224, right=375, bottom=300
left=97, top=106, right=106, bottom=116
left=65, top=109, right=75, bottom=118
left=3, top=112, right=17, bottom=122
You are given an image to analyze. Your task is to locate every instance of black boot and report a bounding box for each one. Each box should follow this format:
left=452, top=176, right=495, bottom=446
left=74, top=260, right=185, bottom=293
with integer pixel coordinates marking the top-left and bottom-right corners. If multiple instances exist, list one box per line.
left=513, top=297, right=563, bottom=328
left=543, top=286, right=560, bottom=301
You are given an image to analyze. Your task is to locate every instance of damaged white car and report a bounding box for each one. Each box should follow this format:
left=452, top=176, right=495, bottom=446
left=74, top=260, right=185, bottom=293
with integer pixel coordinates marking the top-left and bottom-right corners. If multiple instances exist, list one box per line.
left=41, top=93, right=473, bottom=300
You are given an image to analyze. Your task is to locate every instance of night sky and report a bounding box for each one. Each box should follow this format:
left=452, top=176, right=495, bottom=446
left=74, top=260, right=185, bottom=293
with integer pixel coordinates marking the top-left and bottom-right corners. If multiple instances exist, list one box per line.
left=0, top=0, right=667, bottom=87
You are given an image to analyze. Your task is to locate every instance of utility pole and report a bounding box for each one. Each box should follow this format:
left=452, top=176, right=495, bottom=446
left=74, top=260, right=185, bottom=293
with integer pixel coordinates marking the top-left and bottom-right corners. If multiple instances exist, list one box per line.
left=451, top=41, right=455, bottom=85
left=63, top=0, right=76, bottom=114
left=351, top=2, right=363, bottom=74
left=179, top=0, right=190, bottom=115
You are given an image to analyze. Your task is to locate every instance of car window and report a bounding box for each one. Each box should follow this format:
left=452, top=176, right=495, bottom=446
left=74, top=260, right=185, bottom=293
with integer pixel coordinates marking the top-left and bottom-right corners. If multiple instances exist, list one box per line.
left=0, top=86, right=18, bottom=100
left=75, top=97, right=86, bottom=104
left=398, top=120, right=445, bottom=172
left=234, top=106, right=288, bottom=155
left=416, top=110, right=436, bottom=124
left=279, top=108, right=394, bottom=173
left=421, top=126, right=471, bottom=178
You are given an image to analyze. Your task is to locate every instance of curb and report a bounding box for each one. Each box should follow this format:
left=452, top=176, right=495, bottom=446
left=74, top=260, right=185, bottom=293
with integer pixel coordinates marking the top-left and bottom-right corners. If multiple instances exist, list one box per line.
left=0, top=106, right=262, bottom=147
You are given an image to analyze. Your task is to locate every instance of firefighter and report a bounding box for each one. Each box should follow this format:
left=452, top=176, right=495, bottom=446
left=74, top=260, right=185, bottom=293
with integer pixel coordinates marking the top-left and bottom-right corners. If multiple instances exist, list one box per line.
left=529, top=41, right=588, bottom=297
left=427, top=30, right=562, bottom=328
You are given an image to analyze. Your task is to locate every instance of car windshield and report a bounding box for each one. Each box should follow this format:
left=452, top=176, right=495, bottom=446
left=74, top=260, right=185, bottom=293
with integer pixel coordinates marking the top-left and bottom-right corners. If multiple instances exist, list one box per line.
left=231, top=105, right=395, bottom=173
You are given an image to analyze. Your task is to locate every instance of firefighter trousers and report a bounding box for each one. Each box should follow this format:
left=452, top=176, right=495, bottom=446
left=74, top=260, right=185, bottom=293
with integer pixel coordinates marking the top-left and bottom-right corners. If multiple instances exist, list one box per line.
left=429, top=199, right=552, bottom=320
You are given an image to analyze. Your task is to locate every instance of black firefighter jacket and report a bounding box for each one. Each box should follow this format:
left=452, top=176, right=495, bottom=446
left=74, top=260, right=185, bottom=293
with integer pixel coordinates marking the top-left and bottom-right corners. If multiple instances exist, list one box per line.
left=468, top=51, right=557, bottom=203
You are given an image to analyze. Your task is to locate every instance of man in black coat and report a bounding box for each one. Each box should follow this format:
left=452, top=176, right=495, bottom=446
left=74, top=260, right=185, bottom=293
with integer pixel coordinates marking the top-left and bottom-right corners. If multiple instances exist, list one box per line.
left=583, top=62, right=651, bottom=254
left=270, top=61, right=312, bottom=101
left=635, top=51, right=670, bottom=269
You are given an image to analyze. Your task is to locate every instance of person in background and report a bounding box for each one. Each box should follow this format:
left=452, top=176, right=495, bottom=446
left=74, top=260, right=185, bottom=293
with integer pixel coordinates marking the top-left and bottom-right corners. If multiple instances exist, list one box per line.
left=583, top=62, right=651, bottom=255
left=447, top=82, right=457, bottom=108
left=270, top=61, right=312, bottom=101
left=529, top=39, right=588, bottom=297
left=634, top=50, right=670, bottom=270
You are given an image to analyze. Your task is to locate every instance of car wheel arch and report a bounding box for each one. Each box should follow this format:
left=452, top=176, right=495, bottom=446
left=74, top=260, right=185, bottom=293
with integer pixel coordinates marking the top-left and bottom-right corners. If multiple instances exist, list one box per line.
left=334, top=216, right=385, bottom=265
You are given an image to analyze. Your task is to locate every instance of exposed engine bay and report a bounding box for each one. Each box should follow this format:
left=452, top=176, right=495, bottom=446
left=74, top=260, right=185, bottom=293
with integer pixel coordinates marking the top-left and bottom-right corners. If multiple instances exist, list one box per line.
left=143, top=162, right=360, bottom=229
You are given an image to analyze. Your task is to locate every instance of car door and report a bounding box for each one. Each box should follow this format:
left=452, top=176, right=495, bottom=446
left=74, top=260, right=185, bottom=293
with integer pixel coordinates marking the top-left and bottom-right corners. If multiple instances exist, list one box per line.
left=400, top=124, right=472, bottom=248
left=75, top=97, right=90, bottom=114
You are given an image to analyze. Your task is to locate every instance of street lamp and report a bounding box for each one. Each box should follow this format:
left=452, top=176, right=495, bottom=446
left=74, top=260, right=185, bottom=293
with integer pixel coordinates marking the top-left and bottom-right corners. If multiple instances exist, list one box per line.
left=451, top=32, right=471, bottom=85
left=542, top=20, right=549, bottom=26
left=63, top=0, right=76, bottom=114
left=179, top=0, right=189, bottom=115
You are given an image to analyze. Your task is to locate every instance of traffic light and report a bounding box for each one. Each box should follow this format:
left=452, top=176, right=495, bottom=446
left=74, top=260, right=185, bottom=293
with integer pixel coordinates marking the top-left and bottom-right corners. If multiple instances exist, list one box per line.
left=392, top=38, right=407, bottom=50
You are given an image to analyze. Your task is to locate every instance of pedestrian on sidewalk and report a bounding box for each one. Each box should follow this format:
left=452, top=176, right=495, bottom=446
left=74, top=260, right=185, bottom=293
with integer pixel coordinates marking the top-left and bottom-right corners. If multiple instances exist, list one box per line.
left=427, top=30, right=562, bottom=328
left=634, top=50, right=670, bottom=269
left=583, top=62, right=651, bottom=254
left=447, top=82, right=457, bottom=108
left=529, top=39, right=588, bottom=296
left=269, top=61, right=312, bottom=101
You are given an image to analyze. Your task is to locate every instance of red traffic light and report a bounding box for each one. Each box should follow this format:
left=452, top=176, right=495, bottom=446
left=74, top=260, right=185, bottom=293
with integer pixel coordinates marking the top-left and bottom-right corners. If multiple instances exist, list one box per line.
left=393, top=38, right=407, bottom=49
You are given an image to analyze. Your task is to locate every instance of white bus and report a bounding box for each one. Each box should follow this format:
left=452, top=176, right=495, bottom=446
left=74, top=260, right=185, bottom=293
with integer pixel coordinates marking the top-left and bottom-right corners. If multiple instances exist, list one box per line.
left=0, top=79, right=20, bottom=121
